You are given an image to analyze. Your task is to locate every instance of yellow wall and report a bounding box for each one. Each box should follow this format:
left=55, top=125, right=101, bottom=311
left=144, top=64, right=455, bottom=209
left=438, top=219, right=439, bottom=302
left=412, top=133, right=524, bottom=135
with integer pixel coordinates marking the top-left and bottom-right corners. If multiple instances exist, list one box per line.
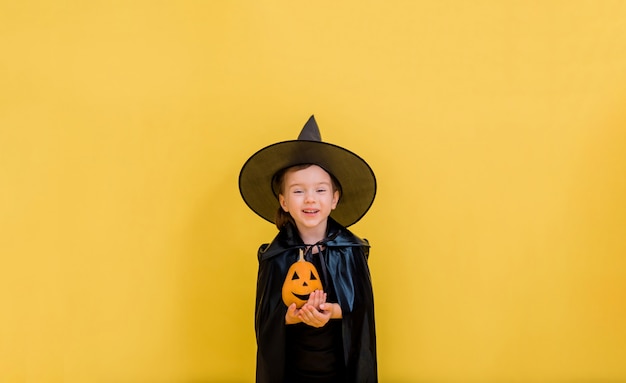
left=2, top=1, right=626, bottom=382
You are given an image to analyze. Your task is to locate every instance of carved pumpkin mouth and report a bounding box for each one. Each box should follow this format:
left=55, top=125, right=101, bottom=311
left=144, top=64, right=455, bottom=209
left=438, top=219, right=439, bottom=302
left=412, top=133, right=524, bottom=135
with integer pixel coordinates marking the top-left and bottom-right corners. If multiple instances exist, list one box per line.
left=291, top=292, right=311, bottom=301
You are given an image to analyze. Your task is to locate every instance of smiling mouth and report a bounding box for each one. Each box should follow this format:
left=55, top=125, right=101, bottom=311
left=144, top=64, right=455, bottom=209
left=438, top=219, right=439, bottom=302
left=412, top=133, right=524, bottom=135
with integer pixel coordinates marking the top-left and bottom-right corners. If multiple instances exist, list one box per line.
left=303, top=209, right=319, bottom=214
left=292, top=292, right=310, bottom=301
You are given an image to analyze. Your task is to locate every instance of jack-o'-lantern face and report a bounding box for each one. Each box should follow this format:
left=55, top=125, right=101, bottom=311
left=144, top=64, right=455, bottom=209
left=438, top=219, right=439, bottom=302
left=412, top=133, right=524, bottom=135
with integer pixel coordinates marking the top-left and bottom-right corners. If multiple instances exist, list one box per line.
left=282, top=249, right=324, bottom=308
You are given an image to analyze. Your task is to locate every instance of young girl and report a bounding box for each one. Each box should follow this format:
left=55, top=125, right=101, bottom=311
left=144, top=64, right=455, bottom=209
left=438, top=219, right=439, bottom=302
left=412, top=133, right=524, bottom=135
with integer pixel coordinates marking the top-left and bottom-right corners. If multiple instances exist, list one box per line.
left=239, top=115, right=378, bottom=383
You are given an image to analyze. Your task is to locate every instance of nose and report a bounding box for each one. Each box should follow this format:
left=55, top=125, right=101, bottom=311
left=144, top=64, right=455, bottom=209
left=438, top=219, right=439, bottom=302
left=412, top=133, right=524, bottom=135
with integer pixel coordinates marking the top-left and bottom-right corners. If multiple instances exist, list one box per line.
left=304, top=190, right=315, bottom=202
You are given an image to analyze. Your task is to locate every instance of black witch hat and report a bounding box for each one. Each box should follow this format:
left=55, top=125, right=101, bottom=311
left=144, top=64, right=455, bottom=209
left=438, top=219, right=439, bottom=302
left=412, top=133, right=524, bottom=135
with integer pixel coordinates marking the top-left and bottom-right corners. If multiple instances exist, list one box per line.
left=238, top=115, right=376, bottom=227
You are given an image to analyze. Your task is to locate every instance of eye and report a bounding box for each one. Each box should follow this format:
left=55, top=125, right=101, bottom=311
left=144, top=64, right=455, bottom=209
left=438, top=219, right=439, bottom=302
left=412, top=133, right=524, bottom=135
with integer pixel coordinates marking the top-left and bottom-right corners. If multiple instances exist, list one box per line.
left=316, top=188, right=327, bottom=193
left=309, top=271, right=317, bottom=280
left=291, top=271, right=300, bottom=280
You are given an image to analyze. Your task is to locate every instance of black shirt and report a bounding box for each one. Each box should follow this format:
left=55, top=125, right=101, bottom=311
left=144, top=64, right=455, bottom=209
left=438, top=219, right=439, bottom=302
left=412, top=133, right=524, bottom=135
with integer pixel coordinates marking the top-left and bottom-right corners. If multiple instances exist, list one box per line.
left=285, top=249, right=345, bottom=383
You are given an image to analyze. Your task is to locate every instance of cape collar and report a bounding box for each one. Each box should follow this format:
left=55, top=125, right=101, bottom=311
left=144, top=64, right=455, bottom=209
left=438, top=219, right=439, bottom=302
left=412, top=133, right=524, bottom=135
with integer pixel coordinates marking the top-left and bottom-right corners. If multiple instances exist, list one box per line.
left=259, top=217, right=369, bottom=260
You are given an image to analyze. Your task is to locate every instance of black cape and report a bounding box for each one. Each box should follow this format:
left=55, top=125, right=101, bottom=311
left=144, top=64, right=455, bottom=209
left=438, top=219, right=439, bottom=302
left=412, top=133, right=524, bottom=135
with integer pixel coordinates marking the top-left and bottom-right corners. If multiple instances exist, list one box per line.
left=255, top=218, right=378, bottom=382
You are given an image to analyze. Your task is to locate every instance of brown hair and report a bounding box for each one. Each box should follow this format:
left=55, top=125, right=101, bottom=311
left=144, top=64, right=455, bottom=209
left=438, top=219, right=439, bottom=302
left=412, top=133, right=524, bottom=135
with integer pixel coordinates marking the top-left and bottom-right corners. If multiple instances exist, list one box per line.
left=272, top=164, right=342, bottom=230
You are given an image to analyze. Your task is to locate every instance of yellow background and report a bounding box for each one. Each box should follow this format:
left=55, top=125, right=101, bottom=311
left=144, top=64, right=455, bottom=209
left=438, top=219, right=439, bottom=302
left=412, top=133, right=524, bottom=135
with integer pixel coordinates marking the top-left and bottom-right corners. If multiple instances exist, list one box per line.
left=2, top=1, right=626, bottom=382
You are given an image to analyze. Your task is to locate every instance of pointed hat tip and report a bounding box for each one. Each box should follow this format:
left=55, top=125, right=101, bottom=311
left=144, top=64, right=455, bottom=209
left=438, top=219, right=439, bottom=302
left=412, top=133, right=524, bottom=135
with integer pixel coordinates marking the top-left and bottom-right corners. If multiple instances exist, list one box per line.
left=297, top=115, right=322, bottom=141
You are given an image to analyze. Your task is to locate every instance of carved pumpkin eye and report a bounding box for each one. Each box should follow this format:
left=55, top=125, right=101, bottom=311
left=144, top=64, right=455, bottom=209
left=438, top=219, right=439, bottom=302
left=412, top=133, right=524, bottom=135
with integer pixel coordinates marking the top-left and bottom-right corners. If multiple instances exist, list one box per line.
left=291, top=271, right=300, bottom=280
left=310, top=271, right=317, bottom=280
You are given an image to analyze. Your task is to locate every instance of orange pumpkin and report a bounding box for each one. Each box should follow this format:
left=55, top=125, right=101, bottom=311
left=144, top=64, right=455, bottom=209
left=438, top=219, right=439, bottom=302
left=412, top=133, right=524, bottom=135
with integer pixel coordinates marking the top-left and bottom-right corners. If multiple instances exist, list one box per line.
left=282, top=249, right=324, bottom=308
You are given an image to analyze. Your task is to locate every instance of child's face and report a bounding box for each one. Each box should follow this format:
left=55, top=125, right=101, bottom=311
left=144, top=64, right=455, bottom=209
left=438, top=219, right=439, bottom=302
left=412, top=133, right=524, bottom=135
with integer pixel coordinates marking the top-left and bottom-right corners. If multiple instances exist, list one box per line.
left=279, top=165, right=339, bottom=235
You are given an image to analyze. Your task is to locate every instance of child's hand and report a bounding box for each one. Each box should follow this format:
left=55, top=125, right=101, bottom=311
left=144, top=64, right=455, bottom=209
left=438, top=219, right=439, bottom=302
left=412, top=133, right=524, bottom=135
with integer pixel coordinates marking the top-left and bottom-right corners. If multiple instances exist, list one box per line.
left=307, top=289, right=327, bottom=310
left=298, top=290, right=332, bottom=328
left=285, top=303, right=302, bottom=325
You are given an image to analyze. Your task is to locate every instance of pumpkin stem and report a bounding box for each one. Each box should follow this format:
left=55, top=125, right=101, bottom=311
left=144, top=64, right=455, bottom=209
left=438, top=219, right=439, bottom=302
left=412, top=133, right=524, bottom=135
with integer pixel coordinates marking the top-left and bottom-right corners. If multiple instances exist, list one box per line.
left=298, top=248, right=305, bottom=262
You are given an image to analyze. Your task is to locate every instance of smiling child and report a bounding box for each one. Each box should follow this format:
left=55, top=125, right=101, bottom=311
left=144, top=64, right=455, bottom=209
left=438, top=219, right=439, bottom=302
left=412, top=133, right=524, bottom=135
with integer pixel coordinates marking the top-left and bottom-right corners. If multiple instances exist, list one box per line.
left=239, top=115, right=378, bottom=383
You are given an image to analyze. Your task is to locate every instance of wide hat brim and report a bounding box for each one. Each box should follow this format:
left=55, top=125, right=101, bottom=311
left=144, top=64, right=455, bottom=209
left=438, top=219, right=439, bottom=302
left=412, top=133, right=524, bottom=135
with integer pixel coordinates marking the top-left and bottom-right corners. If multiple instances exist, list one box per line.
left=238, top=119, right=376, bottom=227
